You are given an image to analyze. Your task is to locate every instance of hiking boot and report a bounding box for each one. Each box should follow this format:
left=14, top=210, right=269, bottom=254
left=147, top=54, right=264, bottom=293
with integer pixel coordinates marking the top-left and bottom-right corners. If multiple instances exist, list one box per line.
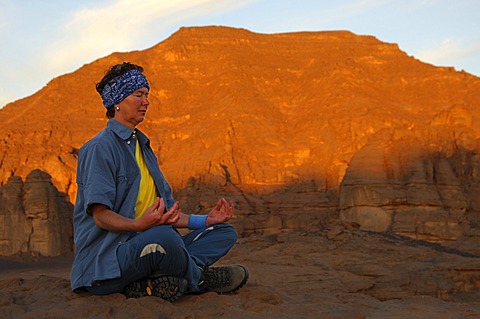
left=198, top=265, right=249, bottom=294
left=124, top=275, right=187, bottom=302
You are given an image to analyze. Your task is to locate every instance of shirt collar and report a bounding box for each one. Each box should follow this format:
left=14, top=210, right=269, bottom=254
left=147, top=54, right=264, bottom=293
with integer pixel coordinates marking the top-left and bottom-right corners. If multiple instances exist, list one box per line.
left=107, top=119, right=135, bottom=140
left=107, top=119, right=150, bottom=146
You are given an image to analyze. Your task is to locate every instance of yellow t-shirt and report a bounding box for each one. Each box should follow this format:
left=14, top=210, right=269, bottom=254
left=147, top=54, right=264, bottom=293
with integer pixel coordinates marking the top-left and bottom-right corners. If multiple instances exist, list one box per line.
left=135, top=139, right=157, bottom=220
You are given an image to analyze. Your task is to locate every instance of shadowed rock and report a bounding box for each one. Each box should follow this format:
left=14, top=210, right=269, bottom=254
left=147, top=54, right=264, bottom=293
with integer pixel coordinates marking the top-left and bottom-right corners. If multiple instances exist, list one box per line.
left=0, top=26, right=479, bottom=255
left=0, top=170, right=73, bottom=256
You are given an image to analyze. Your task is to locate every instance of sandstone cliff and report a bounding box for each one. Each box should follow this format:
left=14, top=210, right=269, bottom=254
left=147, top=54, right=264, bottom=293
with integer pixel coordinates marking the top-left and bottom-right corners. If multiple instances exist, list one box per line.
left=0, top=171, right=72, bottom=256
left=0, top=26, right=480, bottom=256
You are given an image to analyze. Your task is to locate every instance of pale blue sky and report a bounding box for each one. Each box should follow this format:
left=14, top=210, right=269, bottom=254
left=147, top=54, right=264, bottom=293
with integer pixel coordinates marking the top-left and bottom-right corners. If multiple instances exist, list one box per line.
left=1, top=0, right=479, bottom=108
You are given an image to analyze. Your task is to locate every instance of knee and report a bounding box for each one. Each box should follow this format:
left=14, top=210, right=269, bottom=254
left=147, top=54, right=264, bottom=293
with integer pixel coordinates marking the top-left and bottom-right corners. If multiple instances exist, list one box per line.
left=145, top=226, right=185, bottom=250
left=215, top=223, right=238, bottom=245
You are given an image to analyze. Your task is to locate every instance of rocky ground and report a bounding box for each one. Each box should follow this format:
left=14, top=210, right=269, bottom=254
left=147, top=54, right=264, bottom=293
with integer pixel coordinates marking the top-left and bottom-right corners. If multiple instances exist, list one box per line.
left=1, top=220, right=480, bottom=319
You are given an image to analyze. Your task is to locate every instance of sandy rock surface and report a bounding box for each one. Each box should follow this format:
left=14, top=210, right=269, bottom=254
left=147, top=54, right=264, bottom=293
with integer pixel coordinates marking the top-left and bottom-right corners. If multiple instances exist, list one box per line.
left=1, top=225, right=480, bottom=318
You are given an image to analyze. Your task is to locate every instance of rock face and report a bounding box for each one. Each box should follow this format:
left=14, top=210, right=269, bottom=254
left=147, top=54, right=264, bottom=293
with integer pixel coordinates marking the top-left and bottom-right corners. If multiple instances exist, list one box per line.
left=0, top=170, right=73, bottom=256
left=0, top=26, right=480, bottom=256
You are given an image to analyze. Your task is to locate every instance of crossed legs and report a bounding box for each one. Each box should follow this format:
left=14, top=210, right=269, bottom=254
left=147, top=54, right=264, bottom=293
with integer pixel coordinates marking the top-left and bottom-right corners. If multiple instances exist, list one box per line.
left=86, top=223, right=237, bottom=295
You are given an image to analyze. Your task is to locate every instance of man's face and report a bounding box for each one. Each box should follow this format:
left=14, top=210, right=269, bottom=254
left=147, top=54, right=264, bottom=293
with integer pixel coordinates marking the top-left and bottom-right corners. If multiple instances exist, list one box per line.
left=114, top=87, right=150, bottom=129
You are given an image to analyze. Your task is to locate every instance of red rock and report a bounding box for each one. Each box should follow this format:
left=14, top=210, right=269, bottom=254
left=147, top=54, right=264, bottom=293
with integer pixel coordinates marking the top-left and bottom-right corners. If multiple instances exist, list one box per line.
left=0, top=26, right=479, bottom=256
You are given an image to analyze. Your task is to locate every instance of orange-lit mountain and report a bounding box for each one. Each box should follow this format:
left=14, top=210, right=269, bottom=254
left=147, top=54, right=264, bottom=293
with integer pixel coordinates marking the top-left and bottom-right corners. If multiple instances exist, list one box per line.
left=1, top=26, right=480, bottom=256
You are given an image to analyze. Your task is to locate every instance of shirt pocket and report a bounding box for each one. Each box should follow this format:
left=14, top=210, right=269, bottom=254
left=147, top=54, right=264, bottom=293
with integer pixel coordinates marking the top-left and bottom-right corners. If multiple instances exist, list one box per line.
left=115, top=173, right=136, bottom=195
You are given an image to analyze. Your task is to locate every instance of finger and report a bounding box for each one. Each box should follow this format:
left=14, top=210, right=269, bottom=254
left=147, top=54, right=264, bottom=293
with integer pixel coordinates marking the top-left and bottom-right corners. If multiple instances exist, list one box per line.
left=157, top=198, right=165, bottom=212
left=162, top=202, right=179, bottom=220
left=168, top=206, right=180, bottom=220
left=223, top=201, right=233, bottom=219
left=221, top=198, right=229, bottom=208
left=215, top=199, right=224, bottom=210
left=168, top=210, right=181, bottom=224
left=147, top=197, right=160, bottom=213
left=165, top=202, right=178, bottom=215
left=221, top=200, right=231, bottom=213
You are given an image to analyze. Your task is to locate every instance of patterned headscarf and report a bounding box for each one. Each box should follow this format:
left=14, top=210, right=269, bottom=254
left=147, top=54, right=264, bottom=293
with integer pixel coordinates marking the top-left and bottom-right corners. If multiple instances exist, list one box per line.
left=100, top=69, right=150, bottom=108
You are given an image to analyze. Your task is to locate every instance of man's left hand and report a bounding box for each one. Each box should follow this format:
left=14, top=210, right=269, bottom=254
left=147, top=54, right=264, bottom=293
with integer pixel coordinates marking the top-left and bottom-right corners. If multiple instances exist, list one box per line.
left=206, top=198, right=233, bottom=226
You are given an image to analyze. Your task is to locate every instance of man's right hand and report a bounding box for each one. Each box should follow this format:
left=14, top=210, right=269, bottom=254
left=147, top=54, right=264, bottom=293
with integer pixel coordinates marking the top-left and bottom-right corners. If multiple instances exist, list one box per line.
left=137, top=198, right=181, bottom=231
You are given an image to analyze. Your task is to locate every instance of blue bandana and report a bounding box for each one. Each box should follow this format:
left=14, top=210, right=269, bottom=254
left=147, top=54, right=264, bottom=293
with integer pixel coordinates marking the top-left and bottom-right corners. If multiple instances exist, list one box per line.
left=100, top=69, right=150, bottom=108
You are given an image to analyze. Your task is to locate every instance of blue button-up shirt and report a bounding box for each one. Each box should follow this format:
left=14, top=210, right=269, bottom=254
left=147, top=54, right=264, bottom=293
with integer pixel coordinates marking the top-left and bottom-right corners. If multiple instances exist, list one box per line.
left=71, top=119, right=174, bottom=291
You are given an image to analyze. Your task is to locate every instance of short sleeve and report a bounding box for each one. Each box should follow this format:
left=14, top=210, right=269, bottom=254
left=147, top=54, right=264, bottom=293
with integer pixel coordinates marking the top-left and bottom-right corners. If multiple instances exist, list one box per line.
left=78, top=142, right=116, bottom=214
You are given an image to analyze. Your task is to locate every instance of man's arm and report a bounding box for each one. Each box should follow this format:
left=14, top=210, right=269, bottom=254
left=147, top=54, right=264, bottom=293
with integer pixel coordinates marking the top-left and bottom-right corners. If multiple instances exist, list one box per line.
left=91, top=198, right=180, bottom=232
left=91, top=204, right=142, bottom=232
left=173, top=198, right=233, bottom=229
left=173, top=212, right=190, bottom=228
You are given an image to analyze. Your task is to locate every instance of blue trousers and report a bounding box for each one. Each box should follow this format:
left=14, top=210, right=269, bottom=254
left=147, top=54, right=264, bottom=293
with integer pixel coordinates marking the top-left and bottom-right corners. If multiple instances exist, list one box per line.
left=86, top=223, right=237, bottom=295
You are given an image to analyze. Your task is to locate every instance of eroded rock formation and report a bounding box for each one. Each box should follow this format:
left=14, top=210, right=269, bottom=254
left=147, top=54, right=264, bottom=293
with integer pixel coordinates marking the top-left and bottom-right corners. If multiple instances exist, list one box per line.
left=0, top=26, right=480, bottom=255
left=0, top=170, right=73, bottom=256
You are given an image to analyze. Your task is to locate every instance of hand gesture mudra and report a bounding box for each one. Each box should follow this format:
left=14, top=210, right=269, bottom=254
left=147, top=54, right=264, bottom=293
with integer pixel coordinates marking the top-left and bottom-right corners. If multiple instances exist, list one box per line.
left=206, top=198, right=233, bottom=226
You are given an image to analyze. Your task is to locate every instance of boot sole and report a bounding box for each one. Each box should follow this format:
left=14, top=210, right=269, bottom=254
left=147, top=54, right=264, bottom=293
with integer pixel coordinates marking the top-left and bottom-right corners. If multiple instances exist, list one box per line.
left=124, top=275, right=187, bottom=302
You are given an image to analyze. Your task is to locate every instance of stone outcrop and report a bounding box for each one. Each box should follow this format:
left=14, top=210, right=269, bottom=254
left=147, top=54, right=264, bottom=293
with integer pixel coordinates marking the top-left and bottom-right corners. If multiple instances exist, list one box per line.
left=0, top=26, right=480, bottom=255
left=0, top=170, right=73, bottom=256
left=333, top=99, right=480, bottom=241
